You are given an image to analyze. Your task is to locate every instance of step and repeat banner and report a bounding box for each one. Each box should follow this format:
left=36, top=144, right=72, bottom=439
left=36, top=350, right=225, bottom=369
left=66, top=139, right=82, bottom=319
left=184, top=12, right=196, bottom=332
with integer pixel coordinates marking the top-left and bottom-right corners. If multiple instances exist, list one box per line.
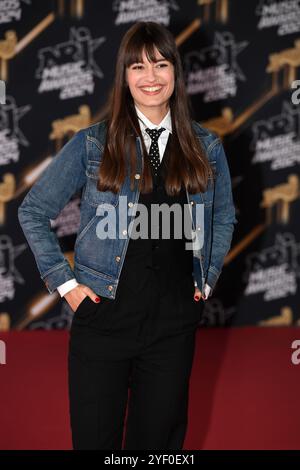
left=0, top=0, right=299, bottom=330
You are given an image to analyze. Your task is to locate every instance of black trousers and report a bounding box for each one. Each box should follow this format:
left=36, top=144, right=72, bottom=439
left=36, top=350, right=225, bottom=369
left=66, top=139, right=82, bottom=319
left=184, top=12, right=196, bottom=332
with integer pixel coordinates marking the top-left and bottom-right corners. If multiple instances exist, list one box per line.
left=68, top=267, right=203, bottom=450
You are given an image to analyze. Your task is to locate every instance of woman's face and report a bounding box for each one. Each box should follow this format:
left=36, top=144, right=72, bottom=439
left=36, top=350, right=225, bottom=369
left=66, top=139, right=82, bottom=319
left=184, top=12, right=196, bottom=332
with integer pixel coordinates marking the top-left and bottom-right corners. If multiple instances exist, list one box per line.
left=125, top=47, right=175, bottom=114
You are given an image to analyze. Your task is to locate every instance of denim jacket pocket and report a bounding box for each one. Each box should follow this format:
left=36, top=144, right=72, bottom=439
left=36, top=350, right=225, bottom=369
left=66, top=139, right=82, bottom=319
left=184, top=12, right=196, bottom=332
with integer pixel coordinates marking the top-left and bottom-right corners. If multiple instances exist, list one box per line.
left=82, top=135, right=119, bottom=207
left=83, top=164, right=119, bottom=208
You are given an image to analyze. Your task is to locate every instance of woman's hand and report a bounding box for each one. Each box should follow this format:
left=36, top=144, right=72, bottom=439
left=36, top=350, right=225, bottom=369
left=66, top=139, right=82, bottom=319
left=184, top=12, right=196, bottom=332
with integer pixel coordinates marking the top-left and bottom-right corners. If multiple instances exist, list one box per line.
left=194, top=286, right=202, bottom=301
left=64, top=284, right=101, bottom=313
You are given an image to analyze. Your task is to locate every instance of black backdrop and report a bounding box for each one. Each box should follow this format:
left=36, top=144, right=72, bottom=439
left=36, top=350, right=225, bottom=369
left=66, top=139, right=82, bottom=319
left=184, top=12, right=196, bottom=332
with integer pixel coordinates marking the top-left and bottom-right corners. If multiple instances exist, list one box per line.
left=1, top=0, right=299, bottom=330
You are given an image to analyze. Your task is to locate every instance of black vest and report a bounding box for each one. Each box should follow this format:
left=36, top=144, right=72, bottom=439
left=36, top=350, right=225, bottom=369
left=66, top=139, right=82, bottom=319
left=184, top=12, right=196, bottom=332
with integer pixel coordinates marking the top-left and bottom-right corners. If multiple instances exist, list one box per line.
left=119, top=133, right=193, bottom=292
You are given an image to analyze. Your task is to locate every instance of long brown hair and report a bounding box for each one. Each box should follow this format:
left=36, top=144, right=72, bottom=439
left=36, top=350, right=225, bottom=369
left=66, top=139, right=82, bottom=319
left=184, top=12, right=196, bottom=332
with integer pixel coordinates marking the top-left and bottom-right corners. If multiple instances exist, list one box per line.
left=97, top=21, right=213, bottom=196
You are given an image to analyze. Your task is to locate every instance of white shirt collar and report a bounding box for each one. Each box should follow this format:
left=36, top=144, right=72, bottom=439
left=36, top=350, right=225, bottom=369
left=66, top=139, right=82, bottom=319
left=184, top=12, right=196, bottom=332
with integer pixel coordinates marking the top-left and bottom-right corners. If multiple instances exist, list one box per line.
left=134, top=104, right=172, bottom=136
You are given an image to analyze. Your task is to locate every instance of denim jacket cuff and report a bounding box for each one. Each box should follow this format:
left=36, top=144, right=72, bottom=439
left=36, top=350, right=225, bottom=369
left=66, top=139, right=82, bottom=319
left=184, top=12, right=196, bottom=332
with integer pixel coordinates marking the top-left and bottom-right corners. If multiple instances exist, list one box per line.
left=40, top=261, right=76, bottom=294
left=205, top=265, right=221, bottom=294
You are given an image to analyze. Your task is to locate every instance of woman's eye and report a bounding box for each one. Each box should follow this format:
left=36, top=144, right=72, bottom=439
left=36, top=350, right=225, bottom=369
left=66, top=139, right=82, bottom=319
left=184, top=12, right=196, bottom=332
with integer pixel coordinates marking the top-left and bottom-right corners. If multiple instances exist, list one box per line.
left=132, top=63, right=168, bottom=70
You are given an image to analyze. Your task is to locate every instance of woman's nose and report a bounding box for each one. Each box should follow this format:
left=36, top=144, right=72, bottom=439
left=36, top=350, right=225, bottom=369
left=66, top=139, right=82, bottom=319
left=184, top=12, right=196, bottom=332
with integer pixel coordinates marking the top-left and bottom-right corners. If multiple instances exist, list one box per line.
left=145, top=67, right=158, bottom=81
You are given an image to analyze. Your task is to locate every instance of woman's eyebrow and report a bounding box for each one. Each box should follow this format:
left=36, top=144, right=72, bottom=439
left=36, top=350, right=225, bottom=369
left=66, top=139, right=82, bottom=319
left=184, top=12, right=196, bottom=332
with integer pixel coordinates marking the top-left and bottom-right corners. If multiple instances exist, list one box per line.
left=132, top=58, right=167, bottom=64
left=151, top=58, right=168, bottom=62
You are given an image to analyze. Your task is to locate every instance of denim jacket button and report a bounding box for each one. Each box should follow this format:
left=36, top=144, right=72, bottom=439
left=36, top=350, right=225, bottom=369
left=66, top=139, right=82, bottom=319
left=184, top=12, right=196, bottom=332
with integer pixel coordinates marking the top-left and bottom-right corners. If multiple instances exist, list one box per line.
left=197, top=226, right=201, bottom=231
left=115, top=256, right=120, bottom=262
left=108, top=285, right=113, bottom=291
left=134, top=174, right=140, bottom=179
left=128, top=202, right=133, bottom=207
left=122, top=229, right=127, bottom=236
left=190, top=200, right=194, bottom=205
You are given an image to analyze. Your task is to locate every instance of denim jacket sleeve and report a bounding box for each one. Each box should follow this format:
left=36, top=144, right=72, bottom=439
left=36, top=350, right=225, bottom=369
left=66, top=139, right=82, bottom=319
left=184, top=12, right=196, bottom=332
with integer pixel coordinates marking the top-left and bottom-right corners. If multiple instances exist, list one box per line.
left=205, top=138, right=238, bottom=293
left=18, top=129, right=87, bottom=294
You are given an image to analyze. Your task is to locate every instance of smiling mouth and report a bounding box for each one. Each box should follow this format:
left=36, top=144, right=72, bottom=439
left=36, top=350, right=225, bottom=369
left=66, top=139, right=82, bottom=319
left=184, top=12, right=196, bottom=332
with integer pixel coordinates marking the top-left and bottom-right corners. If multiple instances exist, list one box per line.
left=140, top=86, right=163, bottom=94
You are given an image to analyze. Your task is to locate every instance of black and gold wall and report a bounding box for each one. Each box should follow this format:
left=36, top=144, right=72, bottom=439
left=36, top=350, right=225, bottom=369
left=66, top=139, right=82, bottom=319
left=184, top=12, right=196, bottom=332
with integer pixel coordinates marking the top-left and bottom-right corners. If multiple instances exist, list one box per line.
left=0, top=0, right=299, bottom=329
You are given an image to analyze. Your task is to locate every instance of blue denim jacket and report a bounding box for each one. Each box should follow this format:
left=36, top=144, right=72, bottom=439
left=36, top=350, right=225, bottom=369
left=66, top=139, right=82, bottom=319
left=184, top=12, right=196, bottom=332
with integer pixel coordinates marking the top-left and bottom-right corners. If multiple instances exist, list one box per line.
left=18, top=120, right=237, bottom=299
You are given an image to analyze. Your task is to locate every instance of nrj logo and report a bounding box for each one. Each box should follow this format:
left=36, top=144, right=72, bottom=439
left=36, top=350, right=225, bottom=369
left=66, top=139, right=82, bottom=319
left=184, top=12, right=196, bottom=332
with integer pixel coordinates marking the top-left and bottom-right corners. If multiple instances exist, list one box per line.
left=0, top=95, right=31, bottom=166
left=0, top=340, right=6, bottom=365
left=251, top=101, right=300, bottom=170
left=35, top=27, right=105, bottom=100
left=0, top=0, right=31, bottom=24
left=256, top=0, right=300, bottom=35
left=184, top=32, right=248, bottom=102
left=112, top=0, right=179, bottom=26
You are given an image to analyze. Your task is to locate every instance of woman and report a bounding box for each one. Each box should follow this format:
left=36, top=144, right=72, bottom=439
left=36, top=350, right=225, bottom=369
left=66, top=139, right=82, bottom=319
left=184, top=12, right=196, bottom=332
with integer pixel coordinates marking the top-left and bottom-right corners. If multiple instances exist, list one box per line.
left=18, top=21, right=237, bottom=450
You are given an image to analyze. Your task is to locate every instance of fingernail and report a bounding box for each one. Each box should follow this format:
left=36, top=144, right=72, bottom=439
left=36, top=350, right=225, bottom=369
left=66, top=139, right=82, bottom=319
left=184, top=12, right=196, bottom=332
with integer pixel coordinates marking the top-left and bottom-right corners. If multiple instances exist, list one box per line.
left=95, top=297, right=100, bottom=302
left=194, top=295, right=200, bottom=301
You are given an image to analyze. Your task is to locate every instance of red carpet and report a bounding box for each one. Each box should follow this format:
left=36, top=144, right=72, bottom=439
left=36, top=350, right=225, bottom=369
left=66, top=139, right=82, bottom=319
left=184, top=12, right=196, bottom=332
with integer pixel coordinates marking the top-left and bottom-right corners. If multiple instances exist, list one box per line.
left=0, top=328, right=299, bottom=450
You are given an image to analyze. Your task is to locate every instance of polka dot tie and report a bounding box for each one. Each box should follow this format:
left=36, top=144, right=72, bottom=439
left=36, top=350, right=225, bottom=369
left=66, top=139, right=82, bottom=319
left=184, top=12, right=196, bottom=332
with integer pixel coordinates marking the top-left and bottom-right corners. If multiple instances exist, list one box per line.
left=145, top=127, right=166, bottom=176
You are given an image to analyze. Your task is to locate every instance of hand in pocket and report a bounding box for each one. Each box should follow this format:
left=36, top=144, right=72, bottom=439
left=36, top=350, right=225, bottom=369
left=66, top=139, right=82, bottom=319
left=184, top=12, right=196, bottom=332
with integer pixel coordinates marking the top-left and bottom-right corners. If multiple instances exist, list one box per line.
left=64, top=284, right=101, bottom=313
